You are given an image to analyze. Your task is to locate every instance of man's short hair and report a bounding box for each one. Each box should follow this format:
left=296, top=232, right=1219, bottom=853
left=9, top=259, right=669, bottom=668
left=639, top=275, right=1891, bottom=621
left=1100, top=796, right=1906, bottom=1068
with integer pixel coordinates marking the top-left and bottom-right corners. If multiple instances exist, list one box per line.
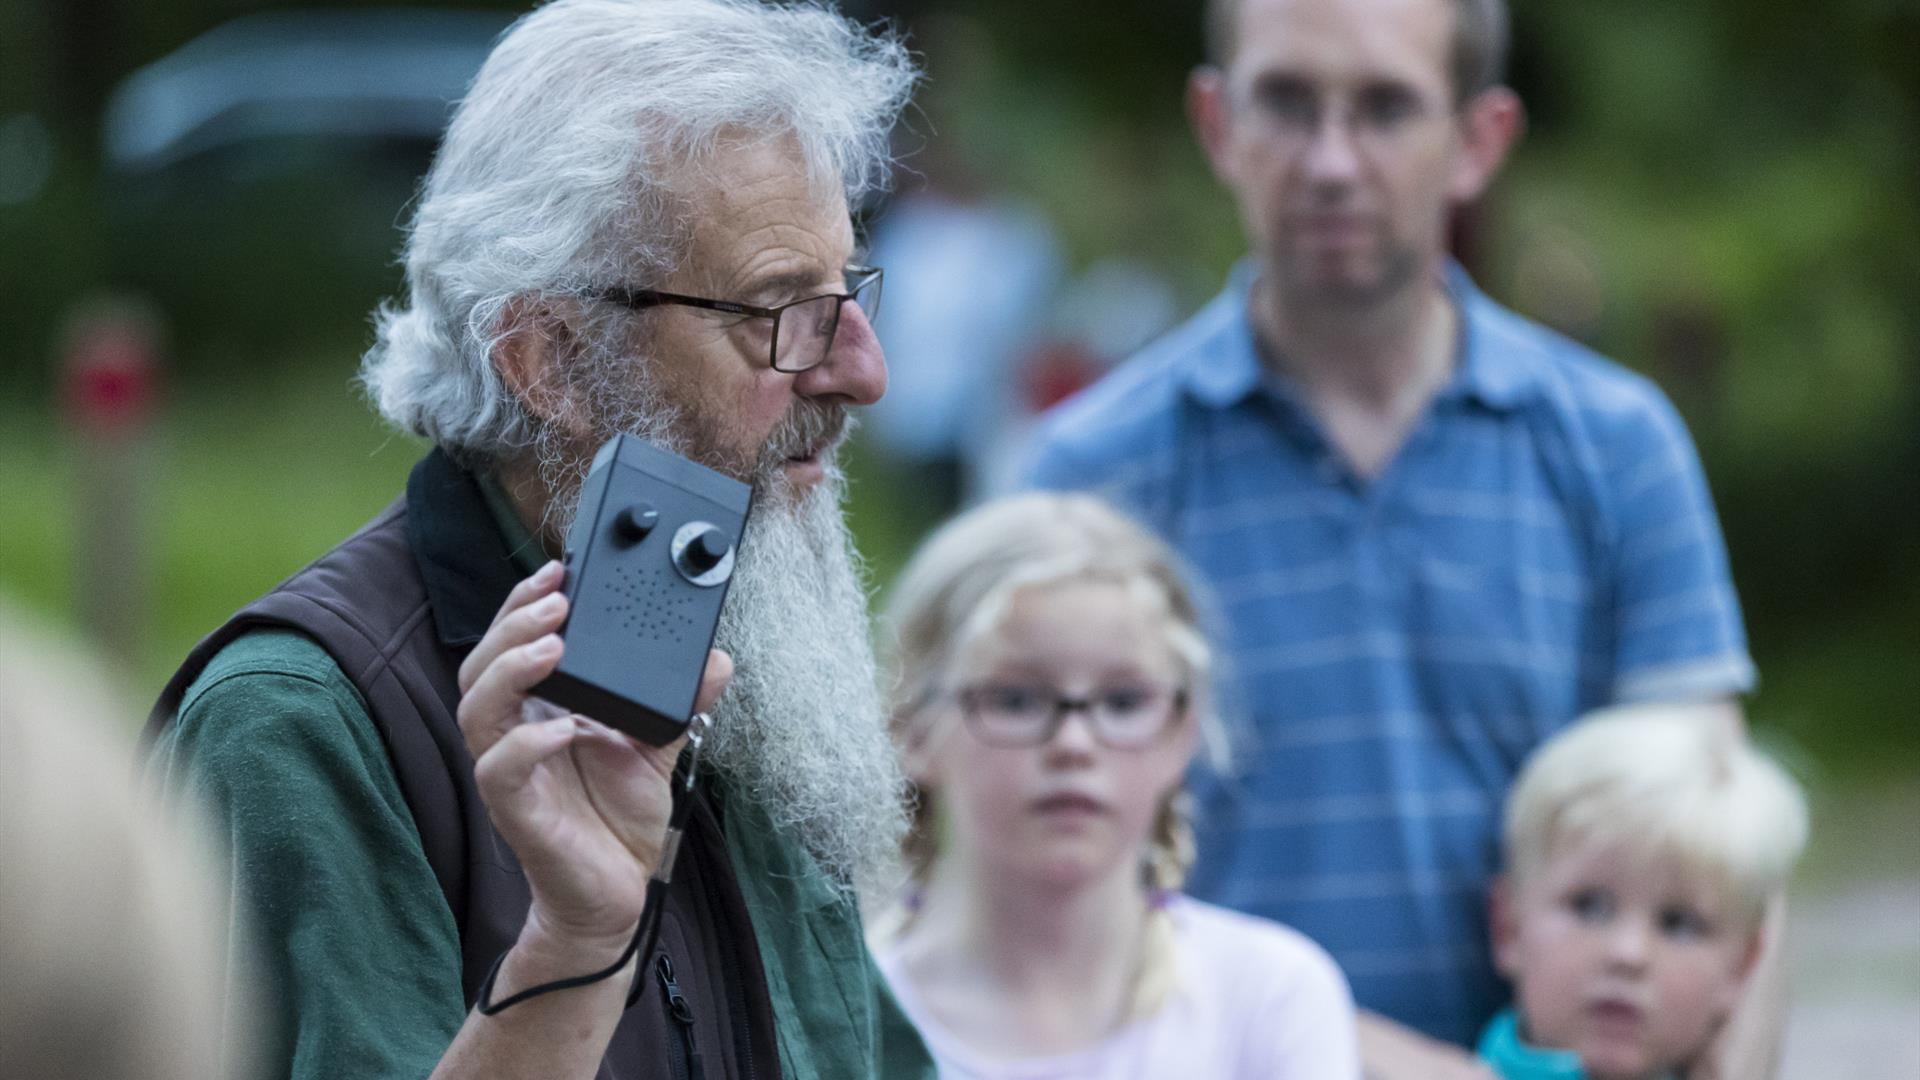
left=1203, top=0, right=1510, bottom=102
left=360, top=0, right=916, bottom=463
left=1502, top=704, right=1809, bottom=923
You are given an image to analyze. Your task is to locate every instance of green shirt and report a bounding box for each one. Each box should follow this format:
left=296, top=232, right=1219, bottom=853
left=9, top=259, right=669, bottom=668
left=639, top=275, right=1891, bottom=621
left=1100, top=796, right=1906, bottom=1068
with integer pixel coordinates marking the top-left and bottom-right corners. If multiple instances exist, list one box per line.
left=154, top=467, right=930, bottom=1079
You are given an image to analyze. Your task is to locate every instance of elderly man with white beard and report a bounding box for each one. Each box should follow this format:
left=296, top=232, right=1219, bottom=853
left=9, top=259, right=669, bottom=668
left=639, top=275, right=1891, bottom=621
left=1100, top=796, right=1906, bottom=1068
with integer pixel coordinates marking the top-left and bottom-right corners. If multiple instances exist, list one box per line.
left=146, top=2, right=933, bottom=1078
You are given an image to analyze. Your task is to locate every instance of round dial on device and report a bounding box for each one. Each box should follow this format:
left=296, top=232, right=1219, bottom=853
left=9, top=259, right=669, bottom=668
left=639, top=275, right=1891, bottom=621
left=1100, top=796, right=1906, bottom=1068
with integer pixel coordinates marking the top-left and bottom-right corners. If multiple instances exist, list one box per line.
left=670, top=521, right=735, bottom=586
left=682, top=529, right=726, bottom=572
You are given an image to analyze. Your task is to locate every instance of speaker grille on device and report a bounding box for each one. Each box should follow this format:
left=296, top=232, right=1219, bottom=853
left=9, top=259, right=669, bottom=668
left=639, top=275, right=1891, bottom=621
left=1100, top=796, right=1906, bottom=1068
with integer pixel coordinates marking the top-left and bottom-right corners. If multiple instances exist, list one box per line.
left=607, top=565, right=697, bottom=646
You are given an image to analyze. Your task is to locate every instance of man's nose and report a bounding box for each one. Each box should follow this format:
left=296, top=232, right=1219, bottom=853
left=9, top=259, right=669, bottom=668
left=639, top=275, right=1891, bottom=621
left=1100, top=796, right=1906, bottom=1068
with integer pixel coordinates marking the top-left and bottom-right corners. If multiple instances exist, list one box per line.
left=1301, top=112, right=1363, bottom=185
left=795, top=299, right=886, bottom=406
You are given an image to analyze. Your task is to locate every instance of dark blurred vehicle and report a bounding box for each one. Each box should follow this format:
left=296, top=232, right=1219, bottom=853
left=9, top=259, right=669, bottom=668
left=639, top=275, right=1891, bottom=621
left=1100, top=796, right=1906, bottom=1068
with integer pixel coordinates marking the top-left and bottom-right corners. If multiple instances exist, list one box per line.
left=99, top=9, right=512, bottom=370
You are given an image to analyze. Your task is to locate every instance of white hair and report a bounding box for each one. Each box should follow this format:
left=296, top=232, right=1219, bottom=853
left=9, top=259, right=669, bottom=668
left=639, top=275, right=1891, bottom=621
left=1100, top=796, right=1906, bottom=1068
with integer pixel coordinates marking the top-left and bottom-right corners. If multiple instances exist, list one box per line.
left=1504, top=704, right=1809, bottom=921
left=359, top=0, right=916, bottom=461
left=706, top=460, right=910, bottom=894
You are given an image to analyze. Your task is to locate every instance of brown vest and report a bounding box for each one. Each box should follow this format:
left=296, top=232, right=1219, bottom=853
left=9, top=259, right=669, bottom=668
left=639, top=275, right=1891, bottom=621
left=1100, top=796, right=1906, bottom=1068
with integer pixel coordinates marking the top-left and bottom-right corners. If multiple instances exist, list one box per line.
left=151, top=449, right=781, bottom=1080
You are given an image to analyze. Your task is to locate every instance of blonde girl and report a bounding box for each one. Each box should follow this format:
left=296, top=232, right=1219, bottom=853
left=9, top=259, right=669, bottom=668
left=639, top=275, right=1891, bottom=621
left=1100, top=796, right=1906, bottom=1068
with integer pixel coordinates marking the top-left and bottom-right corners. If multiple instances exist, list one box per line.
left=873, top=493, right=1359, bottom=1078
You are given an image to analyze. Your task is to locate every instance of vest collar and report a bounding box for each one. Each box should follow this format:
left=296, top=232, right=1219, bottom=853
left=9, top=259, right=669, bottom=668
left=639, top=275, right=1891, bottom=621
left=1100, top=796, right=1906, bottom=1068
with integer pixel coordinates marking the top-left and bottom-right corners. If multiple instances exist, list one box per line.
left=405, top=448, right=533, bottom=650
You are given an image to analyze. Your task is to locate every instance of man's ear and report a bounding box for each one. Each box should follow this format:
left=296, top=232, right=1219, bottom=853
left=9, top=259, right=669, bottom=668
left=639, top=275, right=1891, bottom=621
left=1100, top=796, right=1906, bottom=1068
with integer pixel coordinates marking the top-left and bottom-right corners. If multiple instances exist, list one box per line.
left=1187, top=65, right=1236, bottom=185
left=1450, top=85, right=1525, bottom=204
left=493, top=297, right=588, bottom=435
left=1489, top=874, right=1525, bottom=979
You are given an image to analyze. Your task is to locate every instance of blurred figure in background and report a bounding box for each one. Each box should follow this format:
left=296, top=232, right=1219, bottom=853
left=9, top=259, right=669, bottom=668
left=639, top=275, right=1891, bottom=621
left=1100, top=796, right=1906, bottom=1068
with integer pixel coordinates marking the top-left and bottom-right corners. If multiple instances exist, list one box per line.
left=971, top=258, right=1183, bottom=500
left=874, top=493, right=1359, bottom=1078
left=1021, top=0, right=1773, bottom=1075
left=0, top=599, right=252, bottom=1080
left=866, top=15, right=1062, bottom=518
left=865, top=176, right=1060, bottom=512
left=1484, top=705, right=1807, bottom=1079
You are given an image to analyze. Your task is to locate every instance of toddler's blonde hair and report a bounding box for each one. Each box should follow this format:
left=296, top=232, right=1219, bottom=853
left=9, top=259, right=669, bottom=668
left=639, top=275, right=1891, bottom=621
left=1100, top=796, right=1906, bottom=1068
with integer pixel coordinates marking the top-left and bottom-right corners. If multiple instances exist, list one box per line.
left=1504, top=703, right=1808, bottom=921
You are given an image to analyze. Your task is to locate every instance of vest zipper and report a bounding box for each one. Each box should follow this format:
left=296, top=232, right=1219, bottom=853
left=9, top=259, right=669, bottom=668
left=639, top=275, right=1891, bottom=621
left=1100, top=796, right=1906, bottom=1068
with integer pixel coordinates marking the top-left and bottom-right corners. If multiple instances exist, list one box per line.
left=692, top=789, right=762, bottom=1080
left=721, top=932, right=755, bottom=1080
left=656, top=953, right=706, bottom=1080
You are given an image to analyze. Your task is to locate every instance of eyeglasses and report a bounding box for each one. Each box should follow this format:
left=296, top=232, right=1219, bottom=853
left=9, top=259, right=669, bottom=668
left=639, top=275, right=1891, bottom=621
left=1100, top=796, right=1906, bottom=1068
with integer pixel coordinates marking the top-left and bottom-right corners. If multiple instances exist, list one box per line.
left=956, top=682, right=1189, bottom=750
left=588, top=265, right=883, bottom=374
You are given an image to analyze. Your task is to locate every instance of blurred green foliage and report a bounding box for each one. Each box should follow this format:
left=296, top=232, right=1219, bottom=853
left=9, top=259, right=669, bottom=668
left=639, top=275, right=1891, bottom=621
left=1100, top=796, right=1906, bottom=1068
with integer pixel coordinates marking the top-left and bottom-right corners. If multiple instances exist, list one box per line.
left=0, top=0, right=1914, bottom=785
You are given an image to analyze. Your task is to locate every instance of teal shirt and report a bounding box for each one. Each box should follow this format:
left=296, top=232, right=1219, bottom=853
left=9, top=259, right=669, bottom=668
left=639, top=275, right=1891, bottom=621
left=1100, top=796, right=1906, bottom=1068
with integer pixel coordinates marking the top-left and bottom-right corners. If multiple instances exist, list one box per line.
left=1478, top=1009, right=1586, bottom=1080
left=1477, top=1008, right=1683, bottom=1080
left=154, top=468, right=930, bottom=1079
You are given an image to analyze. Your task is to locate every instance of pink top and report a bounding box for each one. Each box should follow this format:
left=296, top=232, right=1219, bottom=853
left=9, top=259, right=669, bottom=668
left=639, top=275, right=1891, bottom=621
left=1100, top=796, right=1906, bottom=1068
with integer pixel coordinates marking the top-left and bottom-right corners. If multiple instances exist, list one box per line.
left=876, top=896, right=1361, bottom=1080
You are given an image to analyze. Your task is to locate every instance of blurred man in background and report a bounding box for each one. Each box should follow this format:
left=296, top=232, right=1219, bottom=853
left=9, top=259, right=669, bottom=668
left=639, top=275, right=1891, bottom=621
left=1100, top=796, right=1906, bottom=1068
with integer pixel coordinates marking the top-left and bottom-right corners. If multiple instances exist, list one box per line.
left=1024, top=0, right=1770, bottom=1074
left=147, top=1, right=932, bottom=1078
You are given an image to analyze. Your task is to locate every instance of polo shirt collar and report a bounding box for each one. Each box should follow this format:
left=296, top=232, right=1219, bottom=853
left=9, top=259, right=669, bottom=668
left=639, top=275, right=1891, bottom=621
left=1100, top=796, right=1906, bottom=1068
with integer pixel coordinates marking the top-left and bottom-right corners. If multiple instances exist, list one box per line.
left=1180, top=258, right=1544, bottom=413
left=1442, top=260, right=1543, bottom=412
left=405, top=447, right=547, bottom=649
left=1180, top=259, right=1267, bottom=409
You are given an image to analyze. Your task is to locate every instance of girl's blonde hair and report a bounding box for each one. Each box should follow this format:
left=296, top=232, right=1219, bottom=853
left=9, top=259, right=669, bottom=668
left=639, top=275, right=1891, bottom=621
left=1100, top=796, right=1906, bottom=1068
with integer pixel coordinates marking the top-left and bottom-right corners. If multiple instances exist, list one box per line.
left=878, top=493, right=1231, bottom=1014
left=1504, top=703, right=1809, bottom=922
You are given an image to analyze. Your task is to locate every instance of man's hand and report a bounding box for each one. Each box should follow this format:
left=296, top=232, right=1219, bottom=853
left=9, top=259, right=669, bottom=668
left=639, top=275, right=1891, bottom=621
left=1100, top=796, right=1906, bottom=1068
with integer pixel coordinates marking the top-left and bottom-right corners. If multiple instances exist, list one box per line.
left=455, top=559, right=733, bottom=951
left=430, top=560, right=732, bottom=1079
left=1358, top=1011, right=1498, bottom=1080
left=1686, top=895, right=1789, bottom=1080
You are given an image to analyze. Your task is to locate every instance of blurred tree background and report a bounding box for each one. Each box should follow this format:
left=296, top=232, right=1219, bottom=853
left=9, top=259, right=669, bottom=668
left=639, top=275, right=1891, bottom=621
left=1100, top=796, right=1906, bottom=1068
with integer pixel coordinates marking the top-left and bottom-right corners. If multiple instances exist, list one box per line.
left=2, top=0, right=1915, bottom=811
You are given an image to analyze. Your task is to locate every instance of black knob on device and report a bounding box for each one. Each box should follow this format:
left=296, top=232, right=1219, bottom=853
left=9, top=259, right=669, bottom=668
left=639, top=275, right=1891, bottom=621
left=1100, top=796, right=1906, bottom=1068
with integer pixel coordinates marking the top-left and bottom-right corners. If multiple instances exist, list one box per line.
left=616, top=504, right=659, bottom=543
left=679, top=526, right=728, bottom=574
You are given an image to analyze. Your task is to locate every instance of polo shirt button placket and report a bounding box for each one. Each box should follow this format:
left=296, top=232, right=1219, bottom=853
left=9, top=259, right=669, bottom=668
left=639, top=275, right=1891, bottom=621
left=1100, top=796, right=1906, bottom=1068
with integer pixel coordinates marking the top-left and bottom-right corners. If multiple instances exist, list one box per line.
left=1355, top=498, right=1391, bottom=598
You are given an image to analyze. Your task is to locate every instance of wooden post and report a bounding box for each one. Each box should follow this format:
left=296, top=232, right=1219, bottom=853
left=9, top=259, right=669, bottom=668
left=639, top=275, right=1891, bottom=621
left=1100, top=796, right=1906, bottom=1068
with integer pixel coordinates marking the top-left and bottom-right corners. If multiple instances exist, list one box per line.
left=60, top=297, right=162, bottom=670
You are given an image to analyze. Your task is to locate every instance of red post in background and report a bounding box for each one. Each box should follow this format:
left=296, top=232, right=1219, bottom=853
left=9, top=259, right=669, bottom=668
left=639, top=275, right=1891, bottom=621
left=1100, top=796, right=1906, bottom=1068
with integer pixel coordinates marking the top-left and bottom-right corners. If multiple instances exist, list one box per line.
left=59, top=297, right=163, bottom=670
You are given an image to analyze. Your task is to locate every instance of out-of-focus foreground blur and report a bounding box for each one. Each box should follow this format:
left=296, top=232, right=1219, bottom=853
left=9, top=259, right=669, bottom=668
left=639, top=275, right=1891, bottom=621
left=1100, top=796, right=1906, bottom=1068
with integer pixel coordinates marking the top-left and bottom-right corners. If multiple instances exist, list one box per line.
left=0, top=601, right=255, bottom=1078
left=0, top=0, right=1913, bottom=1073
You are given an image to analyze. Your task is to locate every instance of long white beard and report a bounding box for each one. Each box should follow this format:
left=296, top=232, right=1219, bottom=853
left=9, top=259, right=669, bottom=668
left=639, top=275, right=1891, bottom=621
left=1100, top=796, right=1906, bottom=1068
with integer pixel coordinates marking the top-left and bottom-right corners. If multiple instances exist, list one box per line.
left=704, top=463, right=909, bottom=894
left=532, top=340, right=907, bottom=892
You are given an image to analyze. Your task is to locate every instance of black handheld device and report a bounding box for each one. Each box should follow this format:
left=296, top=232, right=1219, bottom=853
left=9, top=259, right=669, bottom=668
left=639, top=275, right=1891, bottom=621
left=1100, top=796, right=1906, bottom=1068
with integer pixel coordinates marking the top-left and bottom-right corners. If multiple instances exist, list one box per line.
left=533, top=433, right=752, bottom=745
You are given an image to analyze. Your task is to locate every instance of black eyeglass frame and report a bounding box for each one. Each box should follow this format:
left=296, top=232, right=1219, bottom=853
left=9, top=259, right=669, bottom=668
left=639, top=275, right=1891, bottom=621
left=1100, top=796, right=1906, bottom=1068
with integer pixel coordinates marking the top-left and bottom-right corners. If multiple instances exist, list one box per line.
left=587, top=265, right=883, bottom=374
left=954, top=684, right=1192, bottom=750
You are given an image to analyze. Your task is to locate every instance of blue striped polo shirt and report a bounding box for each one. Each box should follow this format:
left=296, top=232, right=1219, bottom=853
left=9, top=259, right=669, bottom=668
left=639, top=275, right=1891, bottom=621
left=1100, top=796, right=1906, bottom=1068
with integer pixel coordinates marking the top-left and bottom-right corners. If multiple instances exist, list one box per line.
left=1020, top=264, right=1753, bottom=1045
